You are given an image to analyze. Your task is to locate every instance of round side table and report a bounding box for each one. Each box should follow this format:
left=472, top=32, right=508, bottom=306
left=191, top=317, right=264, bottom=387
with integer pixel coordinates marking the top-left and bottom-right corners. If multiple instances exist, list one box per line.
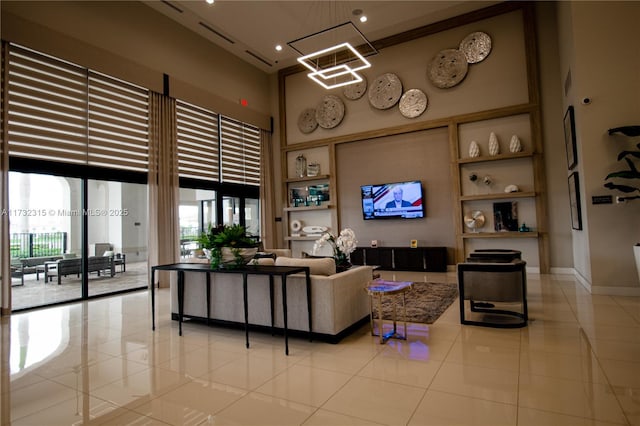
left=365, top=279, right=413, bottom=344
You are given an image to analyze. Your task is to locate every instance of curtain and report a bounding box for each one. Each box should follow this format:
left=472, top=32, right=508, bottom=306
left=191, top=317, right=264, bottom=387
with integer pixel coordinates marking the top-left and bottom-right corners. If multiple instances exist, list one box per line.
left=148, top=92, right=179, bottom=288
left=259, top=129, right=276, bottom=249
left=0, top=42, right=10, bottom=314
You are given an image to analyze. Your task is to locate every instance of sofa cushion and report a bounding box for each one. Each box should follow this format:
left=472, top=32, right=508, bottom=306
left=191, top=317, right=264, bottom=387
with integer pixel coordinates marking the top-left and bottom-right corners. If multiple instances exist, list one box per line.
left=275, top=256, right=336, bottom=276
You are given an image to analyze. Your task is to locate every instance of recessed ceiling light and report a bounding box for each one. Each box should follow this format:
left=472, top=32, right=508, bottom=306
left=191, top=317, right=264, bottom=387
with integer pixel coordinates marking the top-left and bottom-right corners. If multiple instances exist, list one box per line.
left=206, top=0, right=214, bottom=4
left=360, top=16, right=367, bottom=23
left=275, top=45, right=283, bottom=51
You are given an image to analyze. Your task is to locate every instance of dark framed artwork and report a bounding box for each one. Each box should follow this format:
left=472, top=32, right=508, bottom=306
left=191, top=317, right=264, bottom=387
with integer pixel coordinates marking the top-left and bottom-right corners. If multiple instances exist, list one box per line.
left=563, top=105, right=577, bottom=170
left=568, top=171, right=582, bottom=230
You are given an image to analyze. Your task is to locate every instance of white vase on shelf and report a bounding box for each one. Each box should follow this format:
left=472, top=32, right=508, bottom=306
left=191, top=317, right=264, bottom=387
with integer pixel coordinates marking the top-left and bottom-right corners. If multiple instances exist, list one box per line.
left=469, top=140, right=480, bottom=158
left=488, top=132, right=500, bottom=156
left=509, top=135, right=522, bottom=153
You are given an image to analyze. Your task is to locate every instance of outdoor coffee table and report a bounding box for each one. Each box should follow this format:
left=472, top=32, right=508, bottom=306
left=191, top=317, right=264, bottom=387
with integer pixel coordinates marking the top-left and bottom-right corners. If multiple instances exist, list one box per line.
left=365, top=279, right=413, bottom=344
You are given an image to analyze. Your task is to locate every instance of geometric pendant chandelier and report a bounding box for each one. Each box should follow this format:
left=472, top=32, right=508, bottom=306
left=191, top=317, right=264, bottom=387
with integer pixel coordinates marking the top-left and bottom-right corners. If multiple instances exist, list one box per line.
left=287, top=22, right=378, bottom=89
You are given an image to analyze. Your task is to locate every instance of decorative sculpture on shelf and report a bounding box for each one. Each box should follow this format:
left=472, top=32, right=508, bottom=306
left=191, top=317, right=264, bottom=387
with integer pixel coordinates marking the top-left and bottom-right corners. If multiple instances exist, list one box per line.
left=489, top=132, right=500, bottom=156
left=509, top=135, right=522, bottom=153
left=469, top=140, right=480, bottom=158
left=295, top=154, right=307, bottom=178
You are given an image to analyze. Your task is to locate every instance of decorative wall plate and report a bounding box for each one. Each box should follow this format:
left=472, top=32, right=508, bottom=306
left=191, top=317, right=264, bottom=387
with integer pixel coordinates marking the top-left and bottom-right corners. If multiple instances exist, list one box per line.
left=399, top=88, right=428, bottom=118
left=368, top=73, right=403, bottom=110
left=297, top=108, right=318, bottom=134
left=460, top=31, right=492, bottom=64
left=302, top=225, right=328, bottom=235
left=464, top=210, right=485, bottom=231
left=427, top=49, right=468, bottom=89
left=343, top=76, right=367, bottom=100
left=315, top=95, right=345, bottom=129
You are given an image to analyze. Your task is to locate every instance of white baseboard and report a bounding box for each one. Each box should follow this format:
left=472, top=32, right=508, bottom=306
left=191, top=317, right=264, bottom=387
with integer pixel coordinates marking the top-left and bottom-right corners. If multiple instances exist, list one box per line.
left=550, top=267, right=575, bottom=275
left=573, top=268, right=640, bottom=296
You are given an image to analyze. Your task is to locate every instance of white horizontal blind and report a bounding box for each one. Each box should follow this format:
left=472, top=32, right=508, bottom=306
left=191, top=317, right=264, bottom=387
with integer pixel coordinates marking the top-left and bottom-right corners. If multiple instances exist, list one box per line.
left=6, top=45, right=89, bottom=164
left=88, top=72, right=149, bottom=172
left=176, top=100, right=220, bottom=180
left=220, top=116, right=260, bottom=186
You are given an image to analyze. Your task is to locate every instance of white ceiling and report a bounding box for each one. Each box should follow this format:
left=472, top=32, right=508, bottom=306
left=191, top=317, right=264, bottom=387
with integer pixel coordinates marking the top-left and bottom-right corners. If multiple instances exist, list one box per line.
left=143, top=1, right=498, bottom=74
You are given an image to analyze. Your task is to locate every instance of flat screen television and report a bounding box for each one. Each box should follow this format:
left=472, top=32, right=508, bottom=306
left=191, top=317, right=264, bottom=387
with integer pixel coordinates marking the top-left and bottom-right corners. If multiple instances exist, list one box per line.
left=361, top=180, right=425, bottom=220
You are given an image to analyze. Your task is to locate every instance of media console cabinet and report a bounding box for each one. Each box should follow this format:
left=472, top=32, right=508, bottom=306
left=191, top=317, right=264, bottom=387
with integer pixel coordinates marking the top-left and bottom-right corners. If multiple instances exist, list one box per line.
left=351, top=246, right=447, bottom=272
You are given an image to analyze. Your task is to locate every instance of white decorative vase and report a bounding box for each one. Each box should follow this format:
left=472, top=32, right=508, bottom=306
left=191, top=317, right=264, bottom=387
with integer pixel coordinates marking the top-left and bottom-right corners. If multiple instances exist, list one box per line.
left=509, top=135, right=522, bottom=153
left=488, top=132, right=500, bottom=156
left=469, top=140, right=480, bottom=158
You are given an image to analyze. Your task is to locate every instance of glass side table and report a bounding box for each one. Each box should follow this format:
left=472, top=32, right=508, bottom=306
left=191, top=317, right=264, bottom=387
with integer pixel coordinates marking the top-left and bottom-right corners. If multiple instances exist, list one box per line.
left=365, top=279, right=413, bottom=344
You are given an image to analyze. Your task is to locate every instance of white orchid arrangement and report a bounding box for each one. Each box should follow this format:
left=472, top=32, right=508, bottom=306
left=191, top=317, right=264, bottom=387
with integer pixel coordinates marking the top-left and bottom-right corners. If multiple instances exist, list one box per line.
left=313, top=228, right=358, bottom=265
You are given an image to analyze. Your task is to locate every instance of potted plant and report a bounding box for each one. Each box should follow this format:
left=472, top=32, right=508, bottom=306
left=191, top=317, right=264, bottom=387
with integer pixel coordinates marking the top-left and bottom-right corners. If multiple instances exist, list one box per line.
left=604, top=125, right=640, bottom=281
left=197, top=224, right=259, bottom=269
left=312, top=228, right=358, bottom=272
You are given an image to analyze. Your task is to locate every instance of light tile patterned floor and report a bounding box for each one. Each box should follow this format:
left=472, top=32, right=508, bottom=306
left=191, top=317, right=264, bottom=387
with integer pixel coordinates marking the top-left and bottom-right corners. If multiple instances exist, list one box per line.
left=1, top=270, right=639, bottom=425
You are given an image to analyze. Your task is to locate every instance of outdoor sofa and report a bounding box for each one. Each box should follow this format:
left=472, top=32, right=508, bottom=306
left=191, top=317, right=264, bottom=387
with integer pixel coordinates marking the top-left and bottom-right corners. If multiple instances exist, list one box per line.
left=46, top=256, right=115, bottom=285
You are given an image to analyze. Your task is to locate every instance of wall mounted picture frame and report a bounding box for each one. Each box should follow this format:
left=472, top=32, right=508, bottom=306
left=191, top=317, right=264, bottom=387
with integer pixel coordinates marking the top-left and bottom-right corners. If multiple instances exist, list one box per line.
left=568, top=171, right=582, bottom=230
left=563, top=105, right=577, bottom=170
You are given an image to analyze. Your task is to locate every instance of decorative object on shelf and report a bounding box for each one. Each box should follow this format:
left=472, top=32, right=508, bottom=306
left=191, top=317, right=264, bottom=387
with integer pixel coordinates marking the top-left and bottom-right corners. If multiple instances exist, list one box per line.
left=399, top=88, right=428, bottom=118
left=464, top=210, right=486, bottom=232
left=469, top=172, right=478, bottom=182
left=410, top=239, right=418, bottom=248
left=504, top=184, right=520, bottom=193
left=459, top=31, right=492, bottom=63
left=469, top=140, right=480, bottom=157
left=306, top=162, right=320, bottom=177
left=302, top=225, right=328, bottom=237
left=519, top=223, right=530, bottom=232
left=604, top=125, right=640, bottom=202
left=493, top=201, right=518, bottom=232
left=295, top=154, right=307, bottom=177
left=509, top=134, right=522, bottom=153
left=563, top=105, right=577, bottom=170
left=313, top=228, right=358, bottom=272
left=289, top=186, right=309, bottom=206
left=489, top=132, right=500, bottom=156
left=197, top=224, right=259, bottom=269
left=315, top=95, right=345, bottom=129
left=290, top=219, right=303, bottom=236
left=297, top=108, right=318, bottom=134
left=428, top=48, right=468, bottom=89
left=343, top=76, right=368, bottom=100
left=483, top=175, right=492, bottom=186
left=309, top=183, right=330, bottom=203
left=368, top=73, right=403, bottom=110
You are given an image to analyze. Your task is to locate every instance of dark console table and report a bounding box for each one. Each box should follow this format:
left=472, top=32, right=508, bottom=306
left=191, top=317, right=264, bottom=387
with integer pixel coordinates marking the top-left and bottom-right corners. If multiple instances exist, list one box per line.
left=351, top=246, right=447, bottom=272
left=150, top=263, right=311, bottom=355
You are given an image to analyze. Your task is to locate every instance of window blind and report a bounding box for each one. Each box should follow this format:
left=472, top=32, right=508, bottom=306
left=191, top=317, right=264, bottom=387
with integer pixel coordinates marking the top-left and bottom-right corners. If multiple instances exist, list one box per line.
left=176, top=100, right=220, bottom=180
left=220, top=116, right=260, bottom=186
left=88, top=72, right=149, bottom=172
left=6, top=45, right=88, bottom=164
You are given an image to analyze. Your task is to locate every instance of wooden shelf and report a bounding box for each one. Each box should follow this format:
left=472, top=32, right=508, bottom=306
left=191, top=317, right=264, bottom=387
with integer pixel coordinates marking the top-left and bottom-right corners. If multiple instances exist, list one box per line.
left=285, top=174, right=329, bottom=183
left=461, top=231, right=539, bottom=239
left=283, top=204, right=332, bottom=212
left=457, top=151, right=533, bottom=164
left=460, top=191, right=536, bottom=202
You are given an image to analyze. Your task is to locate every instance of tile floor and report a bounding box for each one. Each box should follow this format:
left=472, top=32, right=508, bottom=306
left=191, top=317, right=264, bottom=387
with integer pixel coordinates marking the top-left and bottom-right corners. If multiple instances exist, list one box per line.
left=1, top=270, right=639, bottom=425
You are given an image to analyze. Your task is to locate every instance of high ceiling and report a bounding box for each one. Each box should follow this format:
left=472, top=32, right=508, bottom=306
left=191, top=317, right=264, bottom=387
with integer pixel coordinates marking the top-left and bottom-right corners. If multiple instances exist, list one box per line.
left=143, top=1, right=498, bottom=74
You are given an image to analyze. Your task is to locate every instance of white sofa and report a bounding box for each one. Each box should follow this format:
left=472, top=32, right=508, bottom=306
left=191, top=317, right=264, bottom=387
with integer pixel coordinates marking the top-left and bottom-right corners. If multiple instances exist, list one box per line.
left=169, top=253, right=373, bottom=341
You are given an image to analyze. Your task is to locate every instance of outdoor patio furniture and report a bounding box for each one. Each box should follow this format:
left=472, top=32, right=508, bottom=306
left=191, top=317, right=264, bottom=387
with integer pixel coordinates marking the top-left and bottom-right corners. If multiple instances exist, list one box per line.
left=46, top=256, right=115, bottom=285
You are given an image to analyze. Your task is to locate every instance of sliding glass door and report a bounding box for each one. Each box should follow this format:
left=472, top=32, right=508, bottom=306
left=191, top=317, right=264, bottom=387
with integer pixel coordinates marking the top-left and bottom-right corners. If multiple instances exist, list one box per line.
left=87, top=180, right=148, bottom=297
left=9, top=172, right=83, bottom=310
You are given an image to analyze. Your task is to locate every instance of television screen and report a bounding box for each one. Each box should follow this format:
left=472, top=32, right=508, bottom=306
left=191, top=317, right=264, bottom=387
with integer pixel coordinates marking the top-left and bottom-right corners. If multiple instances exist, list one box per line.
left=361, top=180, right=425, bottom=220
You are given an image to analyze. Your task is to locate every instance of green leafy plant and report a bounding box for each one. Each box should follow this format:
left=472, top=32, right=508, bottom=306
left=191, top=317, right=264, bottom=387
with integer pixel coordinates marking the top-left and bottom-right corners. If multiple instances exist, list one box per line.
left=604, top=126, right=640, bottom=202
left=197, top=224, right=258, bottom=269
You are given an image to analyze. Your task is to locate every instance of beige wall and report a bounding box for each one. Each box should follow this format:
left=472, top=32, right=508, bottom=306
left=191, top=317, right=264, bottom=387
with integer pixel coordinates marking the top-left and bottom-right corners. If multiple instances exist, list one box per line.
left=557, top=1, right=640, bottom=293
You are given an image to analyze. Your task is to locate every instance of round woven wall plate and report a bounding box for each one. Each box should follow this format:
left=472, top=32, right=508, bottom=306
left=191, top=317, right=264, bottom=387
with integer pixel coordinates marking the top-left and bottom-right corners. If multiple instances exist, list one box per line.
left=460, top=31, right=492, bottom=64
left=343, top=76, right=367, bottom=100
left=427, top=49, right=468, bottom=89
left=368, top=73, right=403, bottom=110
left=297, top=108, right=318, bottom=134
left=315, top=95, right=345, bottom=129
left=399, top=89, right=428, bottom=118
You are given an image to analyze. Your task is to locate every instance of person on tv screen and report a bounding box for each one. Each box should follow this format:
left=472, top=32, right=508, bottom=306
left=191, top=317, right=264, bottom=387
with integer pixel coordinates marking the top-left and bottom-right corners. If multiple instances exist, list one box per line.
left=385, top=186, right=412, bottom=209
